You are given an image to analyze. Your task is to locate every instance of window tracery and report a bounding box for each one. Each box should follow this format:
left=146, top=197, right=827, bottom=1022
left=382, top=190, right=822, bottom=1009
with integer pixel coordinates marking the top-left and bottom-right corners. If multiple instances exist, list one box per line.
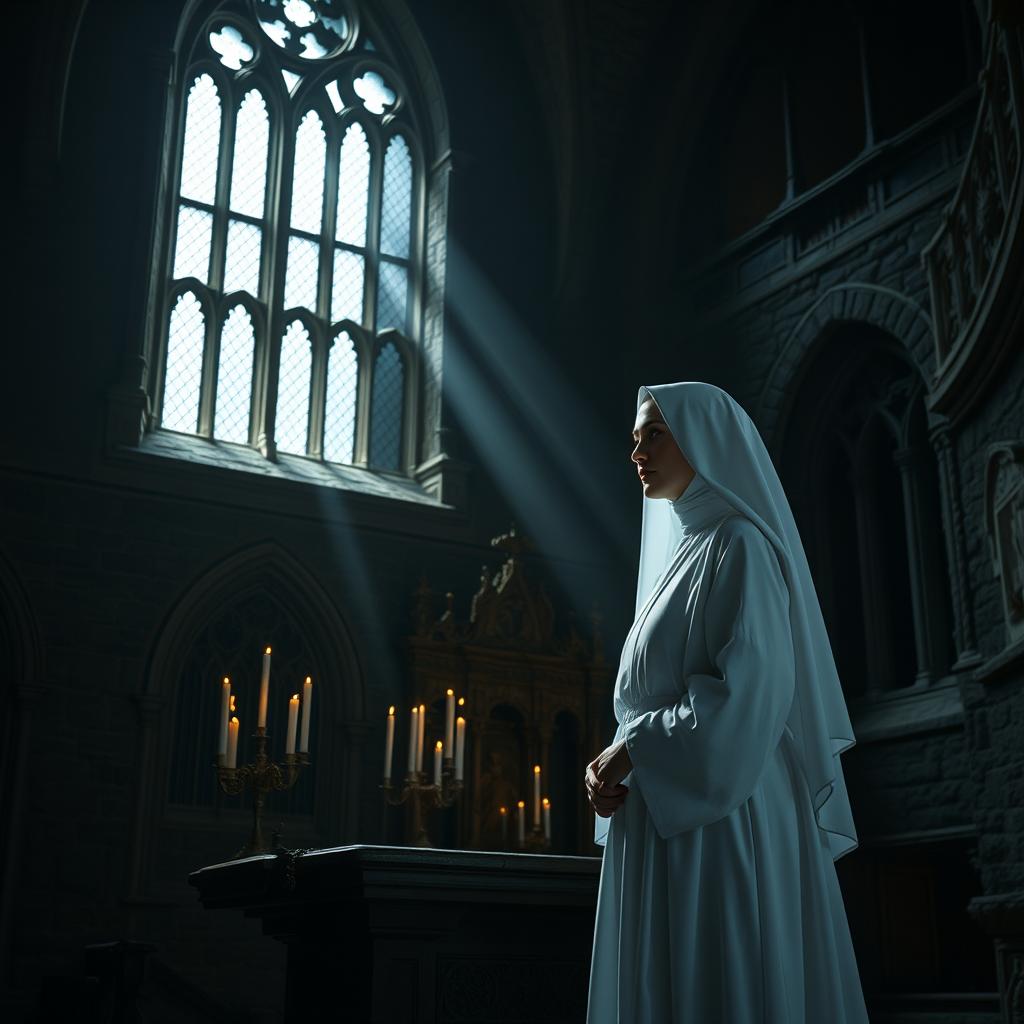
left=152, top=0, right=428, bottom=474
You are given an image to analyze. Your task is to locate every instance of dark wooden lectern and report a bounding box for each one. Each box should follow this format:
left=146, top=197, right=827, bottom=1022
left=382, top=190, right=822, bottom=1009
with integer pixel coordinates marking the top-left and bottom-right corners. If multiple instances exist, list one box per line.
left=189, top=844, right=601, bottom=1023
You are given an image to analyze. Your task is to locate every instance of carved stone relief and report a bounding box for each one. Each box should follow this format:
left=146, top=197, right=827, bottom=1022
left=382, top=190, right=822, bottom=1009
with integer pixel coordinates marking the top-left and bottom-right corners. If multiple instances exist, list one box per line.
left=985, top=443, right=1024, bottom=645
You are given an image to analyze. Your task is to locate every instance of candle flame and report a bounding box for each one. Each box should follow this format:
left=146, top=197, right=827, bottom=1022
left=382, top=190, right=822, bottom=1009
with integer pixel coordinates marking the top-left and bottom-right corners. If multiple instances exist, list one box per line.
left=446, top=688, right=454, bottom=696
left=229, top=696, right=236, bottom=711
left=456, top=716, right=465, bottom=725
left=222, top=676, right=230, bottom=685
left=517, top=800, right=525, bottom=809
left=435, top=740, right=443, bottom=751
left=265, top=646, right=272, bottom=655
left=388, top=705, right=395, bottom=715
left=534, top=764, right=541, bottom=774
left=500, top=806, right=507, bottom=815
left=543, top=797, right=550, bottom=807
left=412, top=706, right=418, bottom=715
left=419, top=702, right=425, bottom=711
left=457, top=697, right=465, bottom=706
left=292, top=694, right=299, bottom=701
left=305, top=675, right=312, bottom=685
left=230, top=716, right=239, bottom=725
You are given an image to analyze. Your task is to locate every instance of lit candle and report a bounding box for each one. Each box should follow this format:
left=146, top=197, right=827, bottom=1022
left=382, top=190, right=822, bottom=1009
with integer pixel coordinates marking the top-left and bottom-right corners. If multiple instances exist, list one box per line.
left=517, top=800, right=525, bottom=847
left=227, top=716, right=239, bottom=770
left=455, top=716, right=466, bottom=781
left=285, top=693, right=299, bottom=755
left=543, top=797, right=551, bottom=840
left=445, top=689, right=455, bottom=757
left=533, top=764, right=541, bottom=828
left=500, top=805, right=508, bottom=847
left=218, top=677, right=231, bottom=758
left=407, top=707, right=418, bottom=774
left=299, top=676, right=313, bottom=753
left=258, top=646, right=271, bottom=729
left=416, top=702, right=426, bottom=775
left=433, top=740, right=443, bottom=787
left=384, top=705, right=395, bottom=781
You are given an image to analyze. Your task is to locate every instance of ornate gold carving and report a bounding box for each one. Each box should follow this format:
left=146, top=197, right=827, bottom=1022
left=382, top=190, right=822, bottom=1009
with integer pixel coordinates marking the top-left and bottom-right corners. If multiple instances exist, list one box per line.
left=407, top=524, right=610, bottom=853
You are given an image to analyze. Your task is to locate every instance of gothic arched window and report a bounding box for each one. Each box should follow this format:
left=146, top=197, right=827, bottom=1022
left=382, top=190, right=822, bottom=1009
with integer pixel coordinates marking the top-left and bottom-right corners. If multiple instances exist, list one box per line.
left=780, top=326, right=955, bottom=700
left=151, top=1, right=436, bottom=474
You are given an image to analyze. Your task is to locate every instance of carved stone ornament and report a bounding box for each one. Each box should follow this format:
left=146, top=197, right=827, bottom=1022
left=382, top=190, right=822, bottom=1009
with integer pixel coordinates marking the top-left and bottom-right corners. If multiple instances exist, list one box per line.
left=922, top=22, right=1024, bottom=422
left=984, top=442, right=1024, bottom=644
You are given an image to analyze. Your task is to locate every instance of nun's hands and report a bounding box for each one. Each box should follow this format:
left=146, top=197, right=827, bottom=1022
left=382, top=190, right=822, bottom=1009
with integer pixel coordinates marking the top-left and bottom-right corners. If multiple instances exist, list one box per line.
left=585, top=739, right=633, bottom=818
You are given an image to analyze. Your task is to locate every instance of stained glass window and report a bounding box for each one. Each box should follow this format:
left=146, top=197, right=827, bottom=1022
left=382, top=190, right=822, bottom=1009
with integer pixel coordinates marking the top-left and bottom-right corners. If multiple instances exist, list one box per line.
left=156, top=2, right=425, bottom=473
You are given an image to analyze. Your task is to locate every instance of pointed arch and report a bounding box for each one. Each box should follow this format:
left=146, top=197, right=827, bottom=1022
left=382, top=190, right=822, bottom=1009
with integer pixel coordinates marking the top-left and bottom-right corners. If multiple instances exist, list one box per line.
left=126, top=541, right=365, bottom=897
left=757, top=283, right=934, bottom=455
left=122, top=0, right=455, bottom=499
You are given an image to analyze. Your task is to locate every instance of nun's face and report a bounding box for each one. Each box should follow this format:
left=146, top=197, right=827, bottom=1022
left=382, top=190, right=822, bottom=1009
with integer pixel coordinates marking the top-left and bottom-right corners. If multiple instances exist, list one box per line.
left=631, top=398, right=696, bottom=501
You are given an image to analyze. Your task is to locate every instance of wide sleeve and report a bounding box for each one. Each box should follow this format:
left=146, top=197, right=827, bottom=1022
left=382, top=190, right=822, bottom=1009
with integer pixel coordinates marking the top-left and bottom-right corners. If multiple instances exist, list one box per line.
left=621, top=521, right=795, bottom=839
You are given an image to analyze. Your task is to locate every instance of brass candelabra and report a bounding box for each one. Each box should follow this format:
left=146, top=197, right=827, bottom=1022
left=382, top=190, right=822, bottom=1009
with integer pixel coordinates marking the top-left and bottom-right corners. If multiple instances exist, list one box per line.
left=381, top=757, right=464, bottom=847
left=216, top=729, right=309, bottom=858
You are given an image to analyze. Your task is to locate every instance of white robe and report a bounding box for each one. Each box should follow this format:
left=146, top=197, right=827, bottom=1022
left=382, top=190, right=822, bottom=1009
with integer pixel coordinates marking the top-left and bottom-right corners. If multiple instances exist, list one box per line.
left=587, top=513, right=869, bottom=1023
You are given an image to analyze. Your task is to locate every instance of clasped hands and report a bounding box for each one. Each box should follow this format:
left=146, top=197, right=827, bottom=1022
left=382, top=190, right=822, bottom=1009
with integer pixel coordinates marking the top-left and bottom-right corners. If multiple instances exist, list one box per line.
left=585, top=738, right=633, bottom=818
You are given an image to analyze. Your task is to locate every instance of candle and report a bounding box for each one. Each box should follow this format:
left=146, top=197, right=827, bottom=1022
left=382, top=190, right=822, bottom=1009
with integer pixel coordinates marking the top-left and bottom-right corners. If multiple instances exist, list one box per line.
left=433, top=740, right=443, bottom=787
left=416, top=702, right=426, bottom=774
left=517, top=800, right=525, bottom=847
left=533, top=764, right=541, bottom=828
left=500, top=805, right=508, bottom=847
left=407, top=707, right=418, bottom=774
left=218, top=677, right=231, bottom=758
left=445, top=689, right=455, bottom=757
left=258, top=646, right=271, bottom=729
left=455, top=716, right=466, bottom=781
left=384, top=705, right=395, bottom=780
left=299, top=676, right=313, bottom=752
left=543, top=797, right=551, bottom=840
left=285, top=693, right=299, bottom=755
left=227, top=716, right=239, bottom=770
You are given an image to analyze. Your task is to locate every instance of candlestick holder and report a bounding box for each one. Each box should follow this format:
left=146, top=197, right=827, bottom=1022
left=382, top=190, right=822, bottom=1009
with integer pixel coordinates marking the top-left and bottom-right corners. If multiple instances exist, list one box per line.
left=216, top=729, right=309, bottom=858
left=381, top=756, right=464, bottom=847
left=518, top=823, right=551, bottom=853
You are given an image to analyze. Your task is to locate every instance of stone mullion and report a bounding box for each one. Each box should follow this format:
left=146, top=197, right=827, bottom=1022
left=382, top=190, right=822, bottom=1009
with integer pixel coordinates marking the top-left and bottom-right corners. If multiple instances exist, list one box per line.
left=893, top=447, right=938, bottom=684
left=852, top=459, right=894, bottom=694
left=260, top=111, right=299, bottom=461
left=197, top=87, right=237, bottom=439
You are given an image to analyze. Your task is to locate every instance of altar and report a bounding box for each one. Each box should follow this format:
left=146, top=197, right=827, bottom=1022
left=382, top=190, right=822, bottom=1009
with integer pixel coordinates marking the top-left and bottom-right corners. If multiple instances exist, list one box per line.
left=189, top=844, right=601, bottom=1023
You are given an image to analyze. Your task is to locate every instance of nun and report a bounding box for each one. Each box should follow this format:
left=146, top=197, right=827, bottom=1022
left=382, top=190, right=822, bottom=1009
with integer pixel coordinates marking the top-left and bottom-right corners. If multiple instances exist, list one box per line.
left=585, top=382, right=869, bottom=1023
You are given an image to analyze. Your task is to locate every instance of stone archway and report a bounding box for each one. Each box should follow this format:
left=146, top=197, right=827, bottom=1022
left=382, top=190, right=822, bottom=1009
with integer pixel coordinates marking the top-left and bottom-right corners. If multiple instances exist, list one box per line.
left=757, top=282, right=934, bottom=456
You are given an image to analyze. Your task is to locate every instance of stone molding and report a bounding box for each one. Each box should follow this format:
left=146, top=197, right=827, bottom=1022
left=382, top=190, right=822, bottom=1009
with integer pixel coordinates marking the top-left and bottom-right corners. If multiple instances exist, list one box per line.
left=757, top=281, right=933, bottom=447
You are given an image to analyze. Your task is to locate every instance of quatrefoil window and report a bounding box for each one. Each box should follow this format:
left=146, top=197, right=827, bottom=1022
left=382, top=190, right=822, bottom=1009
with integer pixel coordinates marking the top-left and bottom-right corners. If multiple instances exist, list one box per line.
left=254, top=0, right=351, bottom=60
left=209, top=24, right=255, bottom=70
left=353, top=70, right=397, bottom=116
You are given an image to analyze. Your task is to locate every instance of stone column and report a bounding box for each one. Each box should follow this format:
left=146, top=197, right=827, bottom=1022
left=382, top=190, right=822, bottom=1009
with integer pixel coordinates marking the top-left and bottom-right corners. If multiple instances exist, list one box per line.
left=930, top=424, right=981, bottom=669
left=125, top=694, right=166, bottom=905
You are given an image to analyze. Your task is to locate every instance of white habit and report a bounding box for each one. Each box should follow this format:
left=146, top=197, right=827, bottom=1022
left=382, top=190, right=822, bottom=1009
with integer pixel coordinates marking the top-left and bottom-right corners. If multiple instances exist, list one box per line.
left=587, top=477, right=869, bottom=1022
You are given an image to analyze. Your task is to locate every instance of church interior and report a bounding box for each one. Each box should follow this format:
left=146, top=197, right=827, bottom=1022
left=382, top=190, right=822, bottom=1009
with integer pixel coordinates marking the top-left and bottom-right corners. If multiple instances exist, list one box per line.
left=2, top=0, right=1024, bottom=1020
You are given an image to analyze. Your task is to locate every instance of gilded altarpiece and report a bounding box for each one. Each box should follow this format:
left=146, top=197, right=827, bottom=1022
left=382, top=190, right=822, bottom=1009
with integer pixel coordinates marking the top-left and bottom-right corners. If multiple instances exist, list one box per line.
left=407, top=528, right=610, bottom=855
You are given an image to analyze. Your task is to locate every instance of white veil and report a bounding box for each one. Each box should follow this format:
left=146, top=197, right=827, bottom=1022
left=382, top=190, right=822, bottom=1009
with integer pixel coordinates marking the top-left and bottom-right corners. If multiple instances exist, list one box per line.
left=635, top=382, right=859, bottom=861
